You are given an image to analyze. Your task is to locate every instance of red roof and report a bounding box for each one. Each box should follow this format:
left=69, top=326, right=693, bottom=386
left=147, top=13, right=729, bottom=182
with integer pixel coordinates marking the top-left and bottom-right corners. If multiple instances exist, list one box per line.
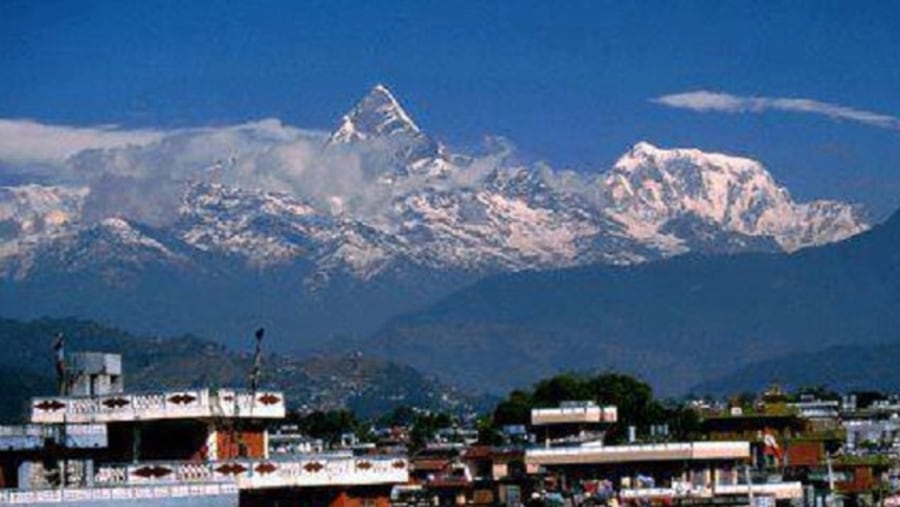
left=412, top=458, right=451, bottom=472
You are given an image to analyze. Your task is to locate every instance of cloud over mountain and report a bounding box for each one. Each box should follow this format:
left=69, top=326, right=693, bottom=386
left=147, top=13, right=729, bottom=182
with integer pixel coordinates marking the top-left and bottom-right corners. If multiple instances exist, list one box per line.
left=0, top=102, right=510, bottom=228
left=0, top=119, right=163, bottom=166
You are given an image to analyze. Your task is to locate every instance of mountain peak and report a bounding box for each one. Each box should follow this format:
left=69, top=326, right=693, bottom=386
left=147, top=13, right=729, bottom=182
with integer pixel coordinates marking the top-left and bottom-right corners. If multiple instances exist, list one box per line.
left=615, top=142, right=763, bottom=176
left=629, top=141, right=661, bottom=155
left=327, top=84, right=422, bottom=145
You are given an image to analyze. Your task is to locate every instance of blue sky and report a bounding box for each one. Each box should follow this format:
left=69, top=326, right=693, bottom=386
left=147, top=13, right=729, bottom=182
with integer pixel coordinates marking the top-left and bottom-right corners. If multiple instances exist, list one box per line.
left=3, top=0, right=900, bottom=217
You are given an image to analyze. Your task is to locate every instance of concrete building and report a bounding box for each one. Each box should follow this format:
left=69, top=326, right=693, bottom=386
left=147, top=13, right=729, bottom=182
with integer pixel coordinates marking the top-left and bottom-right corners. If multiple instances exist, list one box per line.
left=1, top=351, right=409, bottom=507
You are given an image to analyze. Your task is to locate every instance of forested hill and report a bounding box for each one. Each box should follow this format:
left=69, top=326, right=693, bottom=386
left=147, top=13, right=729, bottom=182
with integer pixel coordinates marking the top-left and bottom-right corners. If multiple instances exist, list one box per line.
left=0, top=317, right=487, bottom=422
left=690, top=341, right=900, bottom=396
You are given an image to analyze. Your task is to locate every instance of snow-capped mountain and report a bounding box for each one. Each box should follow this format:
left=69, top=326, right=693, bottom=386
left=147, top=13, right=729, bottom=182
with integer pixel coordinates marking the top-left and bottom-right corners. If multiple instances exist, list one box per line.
left=0, top=85, right=870, bottom=277
left=0, top=185, right=87, bottom=252
left=0, top=85, right=872, bottom=346
left=326, top=84, right=448, bottom=176
left=328, top=84, right=426, bottom=146
left=602, top=142, right=867, bottom=253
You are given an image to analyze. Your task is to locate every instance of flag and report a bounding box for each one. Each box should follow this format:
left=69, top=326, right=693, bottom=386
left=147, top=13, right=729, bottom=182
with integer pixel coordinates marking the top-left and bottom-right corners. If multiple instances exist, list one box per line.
left=763, top=429, right=783, bottom=462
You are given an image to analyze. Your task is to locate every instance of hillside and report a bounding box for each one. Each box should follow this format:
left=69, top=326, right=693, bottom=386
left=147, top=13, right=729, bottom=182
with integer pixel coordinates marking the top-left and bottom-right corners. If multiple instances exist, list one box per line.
left=371, top=209, right=900, bottom=395
left=691, top=341, right=900, bottom=396
left=0, top=317, right=487, bottom=423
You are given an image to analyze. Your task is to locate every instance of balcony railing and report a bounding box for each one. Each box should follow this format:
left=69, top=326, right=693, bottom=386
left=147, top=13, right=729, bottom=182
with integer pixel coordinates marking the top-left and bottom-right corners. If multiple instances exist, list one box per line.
left=714, top=482, right=804, bottom=499
left=30, top=389, right=285, bottom=424
left=91, top=455, right=409, bottom=490
left=0, top=424, right=107, bottom=450
left=618, top=482, right=803, bottom=501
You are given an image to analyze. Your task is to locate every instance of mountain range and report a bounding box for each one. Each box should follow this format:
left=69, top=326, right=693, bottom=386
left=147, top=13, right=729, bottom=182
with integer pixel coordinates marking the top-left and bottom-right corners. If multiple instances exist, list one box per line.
left=0, top=85, right=870, bottom=353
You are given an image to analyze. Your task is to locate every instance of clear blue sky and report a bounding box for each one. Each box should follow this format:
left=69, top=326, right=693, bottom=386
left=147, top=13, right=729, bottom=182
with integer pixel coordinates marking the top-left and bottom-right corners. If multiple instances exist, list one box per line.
left=3, top=0, right=900, bottom=217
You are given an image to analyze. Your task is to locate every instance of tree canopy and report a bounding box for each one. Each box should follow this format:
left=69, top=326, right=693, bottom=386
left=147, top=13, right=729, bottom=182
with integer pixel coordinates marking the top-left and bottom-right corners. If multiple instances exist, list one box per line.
left=489, top=372, right=699, bottom=443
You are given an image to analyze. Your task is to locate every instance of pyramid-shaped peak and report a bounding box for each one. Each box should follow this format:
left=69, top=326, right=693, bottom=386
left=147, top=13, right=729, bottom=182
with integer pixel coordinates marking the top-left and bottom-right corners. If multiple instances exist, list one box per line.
left=328, top=84, right=422, bottom=145
left=370, top=83, right=395, bottom=98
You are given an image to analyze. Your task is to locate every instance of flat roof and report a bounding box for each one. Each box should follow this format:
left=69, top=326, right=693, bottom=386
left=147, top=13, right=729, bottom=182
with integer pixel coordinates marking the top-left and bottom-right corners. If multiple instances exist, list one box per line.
left=525, top=441, right=750, bottom=465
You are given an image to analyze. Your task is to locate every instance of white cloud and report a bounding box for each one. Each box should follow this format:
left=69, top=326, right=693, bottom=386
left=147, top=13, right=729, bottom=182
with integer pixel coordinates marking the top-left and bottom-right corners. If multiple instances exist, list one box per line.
left=58, top=120, right=339, bottom=226
left=652, top=90, right=900, bottom=131
left=0, top=117, right=513, bottom=228
left=0, top=119, right=164, bottom=165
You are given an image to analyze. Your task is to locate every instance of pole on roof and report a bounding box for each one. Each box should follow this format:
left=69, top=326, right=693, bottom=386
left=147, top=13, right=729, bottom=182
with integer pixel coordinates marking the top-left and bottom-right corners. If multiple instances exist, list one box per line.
left=745, top=464, right=754, bottom=505
left=54, top=333, right=67, bottom=396
left=250, top=327, right=264, bottom=392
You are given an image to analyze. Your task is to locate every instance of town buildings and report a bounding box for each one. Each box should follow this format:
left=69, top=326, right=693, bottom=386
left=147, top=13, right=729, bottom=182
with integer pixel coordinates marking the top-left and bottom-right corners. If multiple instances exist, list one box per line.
left=1, top=351, right=899, bottom=507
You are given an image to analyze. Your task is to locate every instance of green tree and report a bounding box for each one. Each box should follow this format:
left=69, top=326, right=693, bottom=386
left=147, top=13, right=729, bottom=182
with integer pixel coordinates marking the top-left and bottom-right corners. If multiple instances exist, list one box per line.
left=487, top=371, right=689, bottom=445
left=492, top=389, right=534, bottom=427
left=295, top=410, right=359, bottom=446
left=533, top=373, right=592, bottom=405
left=378, top=405, right=418, bottom=427
left=408, top=411, right=454, bottom=451
left=587, top=372, right=662, bottom=443
left=663, top=404, right=701, bottom=441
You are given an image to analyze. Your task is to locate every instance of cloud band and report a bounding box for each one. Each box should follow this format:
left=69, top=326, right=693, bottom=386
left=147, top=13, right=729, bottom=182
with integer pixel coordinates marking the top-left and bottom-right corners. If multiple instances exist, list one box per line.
left=652, top=90, right=900, bottom=131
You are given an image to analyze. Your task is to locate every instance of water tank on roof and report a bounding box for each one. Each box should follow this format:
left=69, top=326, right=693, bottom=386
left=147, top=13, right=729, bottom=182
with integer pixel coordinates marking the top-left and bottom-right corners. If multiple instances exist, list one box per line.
left=68, top=352, right=123, bottom=397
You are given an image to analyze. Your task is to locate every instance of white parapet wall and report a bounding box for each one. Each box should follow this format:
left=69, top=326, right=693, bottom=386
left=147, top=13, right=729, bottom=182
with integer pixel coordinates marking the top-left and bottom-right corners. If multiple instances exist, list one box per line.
left=714, top=482, right=804, bottom=500
left=30, top=389, right=285, bottom=424
left=0, top=483, right=238, bottom=505
left=525, top=441, right=750, bottom=465
left=531, top=405, right=618, bottom=426
left=91, top=455, right=409, bottom=491
left=618, top=482, right=804, bottom=501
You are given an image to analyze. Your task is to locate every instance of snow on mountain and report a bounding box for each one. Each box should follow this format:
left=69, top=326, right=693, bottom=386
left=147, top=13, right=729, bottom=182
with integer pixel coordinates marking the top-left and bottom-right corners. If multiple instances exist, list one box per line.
left=174, top=182, right=410, bottom=280
left=0, top=185, right=89, bottom=260
left=326, top=84, right=446, bottom=171
left=602, top=141, right=868, bottom=253
left=176, top=183, right=326, bottom=266
left=1, top=215, right=191, bottom=284
left=329, top=84, right=422, bottom=144
left=0, top=86, right=872, bottom=287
